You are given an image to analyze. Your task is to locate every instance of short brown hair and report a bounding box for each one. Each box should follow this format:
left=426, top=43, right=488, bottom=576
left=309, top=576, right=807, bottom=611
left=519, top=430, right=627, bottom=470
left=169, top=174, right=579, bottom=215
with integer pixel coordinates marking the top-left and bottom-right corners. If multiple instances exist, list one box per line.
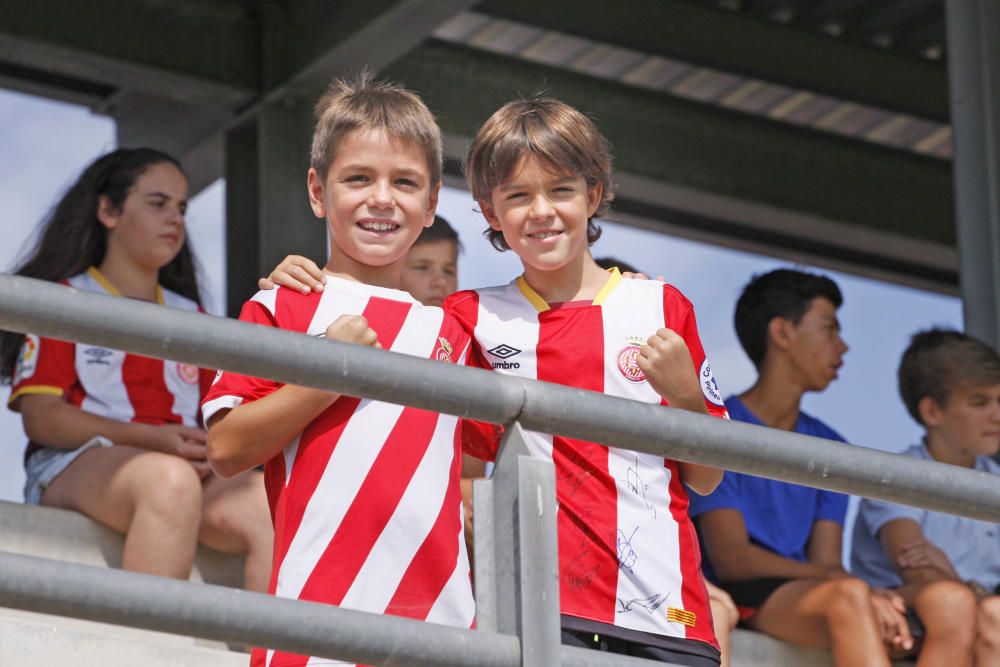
left=311, top=72, right=442, bottom=184
left=898, top=328, right=1000, bottom=424
left=465, top=98, right=614, bottom=251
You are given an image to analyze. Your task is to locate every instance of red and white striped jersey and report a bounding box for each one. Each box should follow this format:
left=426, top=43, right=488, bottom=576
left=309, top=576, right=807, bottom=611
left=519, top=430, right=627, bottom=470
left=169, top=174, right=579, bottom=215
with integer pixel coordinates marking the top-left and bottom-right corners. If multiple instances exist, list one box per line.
left=8, top=267, right=212, bottom=459
left=202, top=278, right=475, bottom=667
left=446, top=269, right=727, bottom=650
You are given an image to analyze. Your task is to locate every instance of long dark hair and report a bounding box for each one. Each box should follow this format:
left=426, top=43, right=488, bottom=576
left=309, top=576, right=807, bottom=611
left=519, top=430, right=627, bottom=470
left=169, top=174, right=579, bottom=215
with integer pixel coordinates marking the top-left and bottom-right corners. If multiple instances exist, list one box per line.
left=1, top=148, right=201, bottom=383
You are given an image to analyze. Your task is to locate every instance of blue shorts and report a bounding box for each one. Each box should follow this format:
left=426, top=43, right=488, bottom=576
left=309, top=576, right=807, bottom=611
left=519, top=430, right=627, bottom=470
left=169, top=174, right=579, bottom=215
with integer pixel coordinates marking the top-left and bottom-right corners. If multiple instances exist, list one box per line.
left=23, top=436, right=112, bottom=505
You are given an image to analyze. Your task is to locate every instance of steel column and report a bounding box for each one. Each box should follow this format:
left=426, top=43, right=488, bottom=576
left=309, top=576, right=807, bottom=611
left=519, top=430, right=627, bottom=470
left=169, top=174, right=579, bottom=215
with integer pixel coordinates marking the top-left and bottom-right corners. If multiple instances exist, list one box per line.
left=946, top=0, right=1000, bottom=349
left=477, top=423, right=561, bottom=665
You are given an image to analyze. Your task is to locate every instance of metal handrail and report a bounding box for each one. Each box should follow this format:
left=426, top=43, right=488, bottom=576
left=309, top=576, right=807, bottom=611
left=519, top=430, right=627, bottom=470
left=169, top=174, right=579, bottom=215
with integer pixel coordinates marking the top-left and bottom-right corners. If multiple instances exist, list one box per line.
left=1, top=272, right=998, bottom=666
left=1, top=274, right=998, bottom=522
left=0, top=552, right=670, bottom=667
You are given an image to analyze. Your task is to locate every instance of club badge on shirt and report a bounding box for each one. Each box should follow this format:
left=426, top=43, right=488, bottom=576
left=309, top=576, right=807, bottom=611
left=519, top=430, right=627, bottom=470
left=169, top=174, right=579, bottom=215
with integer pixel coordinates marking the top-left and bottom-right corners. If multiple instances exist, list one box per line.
left=617, top=337, right=647, bottom=384
left=177, top=363, right=200, bottom=384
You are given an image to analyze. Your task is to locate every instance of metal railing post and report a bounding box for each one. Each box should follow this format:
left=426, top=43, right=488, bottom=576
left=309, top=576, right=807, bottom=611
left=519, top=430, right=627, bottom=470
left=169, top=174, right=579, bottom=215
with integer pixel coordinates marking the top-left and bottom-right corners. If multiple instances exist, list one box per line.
left=473, top=477, right=497, bottom=631
left=475, top=422, right=561, bottom=666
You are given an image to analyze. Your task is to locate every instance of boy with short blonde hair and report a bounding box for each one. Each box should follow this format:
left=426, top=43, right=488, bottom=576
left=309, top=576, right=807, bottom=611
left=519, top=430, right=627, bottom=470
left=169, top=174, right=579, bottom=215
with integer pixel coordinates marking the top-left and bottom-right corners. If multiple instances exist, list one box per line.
left=204, top=74, right=475, bottom=667
left=853, top=329, right=1000, bottom=666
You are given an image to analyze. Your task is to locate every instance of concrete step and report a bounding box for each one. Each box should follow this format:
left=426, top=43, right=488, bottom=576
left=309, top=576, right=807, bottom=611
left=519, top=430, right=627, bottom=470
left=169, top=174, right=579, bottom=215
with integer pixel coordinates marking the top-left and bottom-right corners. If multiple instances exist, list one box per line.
left=732, top=627, right=915, bottom=667
left=0, top=500, right=248, bottom=662
left=0, top=500, right=244, bottom=589
left=0, top=607, right=247, bottom=667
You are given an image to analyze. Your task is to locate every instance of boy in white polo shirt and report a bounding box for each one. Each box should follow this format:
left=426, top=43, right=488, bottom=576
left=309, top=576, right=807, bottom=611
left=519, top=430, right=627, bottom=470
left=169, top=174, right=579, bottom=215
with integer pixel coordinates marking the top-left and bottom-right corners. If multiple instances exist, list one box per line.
left=853, top=328, right=1000, bottom=666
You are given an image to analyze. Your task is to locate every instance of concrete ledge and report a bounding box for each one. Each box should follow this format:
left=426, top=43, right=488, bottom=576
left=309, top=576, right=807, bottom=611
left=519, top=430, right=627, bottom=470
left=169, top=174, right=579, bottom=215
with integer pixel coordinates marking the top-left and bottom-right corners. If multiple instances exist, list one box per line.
left=0, top=499, right=244, bottom=588
left=732, top=627, right=916, bottom=666
left=0, top=500, right=247, bottom=660
left=0, top=607, right=247, bottom=667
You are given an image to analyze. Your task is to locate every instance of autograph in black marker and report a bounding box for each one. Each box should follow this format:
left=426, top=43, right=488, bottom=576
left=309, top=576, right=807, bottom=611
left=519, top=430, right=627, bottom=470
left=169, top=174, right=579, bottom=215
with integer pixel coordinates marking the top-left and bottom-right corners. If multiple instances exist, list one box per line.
left=623, top=455, right=656, bottom=518
left=616, top=526, right=639, bottom=573
left=617, top=593, right=667, bottom=615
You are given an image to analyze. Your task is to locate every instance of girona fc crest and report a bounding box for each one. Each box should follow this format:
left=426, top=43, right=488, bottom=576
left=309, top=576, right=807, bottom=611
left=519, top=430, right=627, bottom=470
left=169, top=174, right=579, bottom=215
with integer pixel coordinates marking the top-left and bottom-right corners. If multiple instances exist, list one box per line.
left=435, top=337, right=454, bottom=363
left=617, top=344, right=646, bottom=383
left=177, top=363, right=200, bottom=384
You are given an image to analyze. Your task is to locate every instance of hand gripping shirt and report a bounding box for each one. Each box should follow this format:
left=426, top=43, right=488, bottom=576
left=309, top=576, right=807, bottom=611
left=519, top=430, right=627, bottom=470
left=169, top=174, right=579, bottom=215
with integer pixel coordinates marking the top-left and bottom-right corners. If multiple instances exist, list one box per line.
left=8, top=267, right=213, bottom=460
left=446, top=269, right=728, bottom=654
left=202, top=278, right=475, bottom=667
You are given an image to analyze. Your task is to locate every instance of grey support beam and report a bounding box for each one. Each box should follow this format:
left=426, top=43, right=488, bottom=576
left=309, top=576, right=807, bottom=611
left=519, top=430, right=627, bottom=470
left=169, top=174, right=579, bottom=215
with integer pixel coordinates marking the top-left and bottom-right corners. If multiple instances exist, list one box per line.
left=224, top=99, right=320, bottom=317
left=261, top=0, right=480, bottom=95
left=385, top=41, right=957, bottom=285
left=945, top=0, right=1000, bottom=349
left=112, top=92, right=233, bottom=195
left=0, top=0, right=258, bottom=108
left=476, top=0, right=949, bottom=121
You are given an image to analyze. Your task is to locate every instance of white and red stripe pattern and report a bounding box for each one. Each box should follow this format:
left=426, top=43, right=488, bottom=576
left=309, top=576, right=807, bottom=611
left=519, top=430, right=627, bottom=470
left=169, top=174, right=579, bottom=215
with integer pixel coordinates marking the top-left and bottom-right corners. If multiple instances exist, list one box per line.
left=202, top=278, right=475, bottom=667
left=8, top=268, right=212, bottom=460
left=446, top=270, right=726, bottom=651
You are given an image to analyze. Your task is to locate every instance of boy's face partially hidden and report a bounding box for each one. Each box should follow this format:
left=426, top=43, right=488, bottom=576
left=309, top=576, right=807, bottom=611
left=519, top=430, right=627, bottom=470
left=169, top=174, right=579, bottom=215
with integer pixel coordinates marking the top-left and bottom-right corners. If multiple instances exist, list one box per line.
left=400, top=239, right=458, bottom=307
left=481, top=156, right=601, bottom=275
left=922, top=383, right=1000, bottom=458
left=308, top=129, right=439, bottom=278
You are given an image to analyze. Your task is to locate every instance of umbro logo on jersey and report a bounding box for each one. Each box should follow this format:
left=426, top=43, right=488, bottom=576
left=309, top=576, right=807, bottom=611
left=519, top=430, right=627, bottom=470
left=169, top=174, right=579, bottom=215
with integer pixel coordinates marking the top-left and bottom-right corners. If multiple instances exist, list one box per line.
left=487, top=344, right=521, bottom=370
left=487, top=344, right=521, bottom=359
left=84, top=348, right=114, bottom=365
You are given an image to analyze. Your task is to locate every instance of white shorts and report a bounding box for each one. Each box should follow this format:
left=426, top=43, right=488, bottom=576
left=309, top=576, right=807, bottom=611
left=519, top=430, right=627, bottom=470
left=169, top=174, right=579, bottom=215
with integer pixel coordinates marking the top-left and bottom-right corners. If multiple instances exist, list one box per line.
left=23, top=436, right=113, bottom=505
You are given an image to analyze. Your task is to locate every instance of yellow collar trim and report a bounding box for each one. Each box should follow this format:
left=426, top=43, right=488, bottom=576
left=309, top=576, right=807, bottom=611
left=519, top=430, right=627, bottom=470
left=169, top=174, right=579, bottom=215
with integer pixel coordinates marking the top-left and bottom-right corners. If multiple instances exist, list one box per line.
left=593, top=267, right=622, bottom=306
left=515, top=267, right=622, bottom=313
left=87, top=267, right=164, bottom=305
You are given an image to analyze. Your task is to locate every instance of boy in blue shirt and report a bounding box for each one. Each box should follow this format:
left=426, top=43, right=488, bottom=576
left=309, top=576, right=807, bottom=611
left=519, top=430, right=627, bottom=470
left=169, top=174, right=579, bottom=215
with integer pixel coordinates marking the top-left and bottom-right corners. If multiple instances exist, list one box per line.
left=853, top=329, right=1000, bottom=665
left=689, top=269, right=915, bottom=667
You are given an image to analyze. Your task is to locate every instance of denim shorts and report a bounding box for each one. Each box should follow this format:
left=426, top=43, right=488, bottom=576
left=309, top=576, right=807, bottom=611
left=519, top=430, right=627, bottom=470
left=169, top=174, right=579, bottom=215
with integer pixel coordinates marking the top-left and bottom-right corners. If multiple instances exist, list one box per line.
left=23, top=436, right=112, bottom=505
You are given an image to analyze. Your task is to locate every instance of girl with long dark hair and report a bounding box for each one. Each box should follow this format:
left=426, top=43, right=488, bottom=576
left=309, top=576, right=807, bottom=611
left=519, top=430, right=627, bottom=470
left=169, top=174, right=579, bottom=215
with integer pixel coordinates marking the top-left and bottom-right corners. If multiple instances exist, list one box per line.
left=2, top=148, right=272, bottom=591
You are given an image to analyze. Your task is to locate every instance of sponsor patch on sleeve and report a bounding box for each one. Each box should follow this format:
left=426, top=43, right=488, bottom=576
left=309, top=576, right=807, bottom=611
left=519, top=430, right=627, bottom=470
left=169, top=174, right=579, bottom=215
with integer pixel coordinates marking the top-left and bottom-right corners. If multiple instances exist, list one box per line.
left=13, top=334, right=40, bottom=385
left=699, top=358, right=724, bottom=406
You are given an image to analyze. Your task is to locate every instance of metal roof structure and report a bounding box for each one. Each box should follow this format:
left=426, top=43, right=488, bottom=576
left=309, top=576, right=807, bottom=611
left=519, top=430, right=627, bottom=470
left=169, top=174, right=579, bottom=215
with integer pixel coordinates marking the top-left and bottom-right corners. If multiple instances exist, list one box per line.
left=0, top=0, right=997, bottom=342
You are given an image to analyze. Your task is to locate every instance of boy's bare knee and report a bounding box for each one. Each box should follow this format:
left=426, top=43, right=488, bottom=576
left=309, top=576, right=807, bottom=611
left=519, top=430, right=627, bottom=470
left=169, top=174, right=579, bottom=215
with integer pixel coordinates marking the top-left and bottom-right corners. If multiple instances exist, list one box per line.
left=133, top=455, right=203, bottom=517
left=825, top=577, right=872, bottom=622
left=917, top=581, right=976, bottom=642
left=976, top=596, right=1000, bottom=646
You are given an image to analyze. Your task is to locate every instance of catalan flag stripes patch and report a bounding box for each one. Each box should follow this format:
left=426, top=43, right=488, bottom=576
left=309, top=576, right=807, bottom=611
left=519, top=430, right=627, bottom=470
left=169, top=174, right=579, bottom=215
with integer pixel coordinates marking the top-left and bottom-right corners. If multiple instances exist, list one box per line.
left=666, top=607, right=697, bottom=627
